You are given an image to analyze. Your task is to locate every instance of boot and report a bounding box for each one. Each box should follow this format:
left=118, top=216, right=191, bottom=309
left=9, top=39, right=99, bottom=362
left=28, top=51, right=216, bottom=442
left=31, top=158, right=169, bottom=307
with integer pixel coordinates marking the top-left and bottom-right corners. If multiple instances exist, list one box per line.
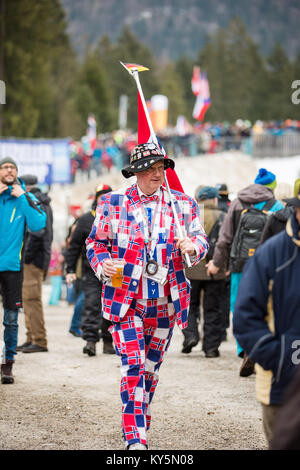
left=182, top=336, right=198, bottom=354
left=83, top=341, right=96, bottom=356
left=103, top=341, right=115, bottom=355
left=1, top=360, right=14, bottom=384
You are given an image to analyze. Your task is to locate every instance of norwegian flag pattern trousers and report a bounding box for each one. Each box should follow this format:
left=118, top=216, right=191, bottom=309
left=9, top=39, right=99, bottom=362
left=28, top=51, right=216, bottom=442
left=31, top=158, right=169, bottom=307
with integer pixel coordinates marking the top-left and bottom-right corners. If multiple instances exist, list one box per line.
left=109, top=295, right=175, bottom=449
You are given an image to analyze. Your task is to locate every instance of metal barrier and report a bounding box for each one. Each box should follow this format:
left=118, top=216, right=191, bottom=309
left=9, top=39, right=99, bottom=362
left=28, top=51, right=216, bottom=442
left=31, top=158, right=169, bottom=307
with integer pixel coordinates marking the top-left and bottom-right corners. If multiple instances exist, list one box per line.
left=251, top=133, right=300, bottom=157
left=159, top=134, right=251, bottom=157
left=160, top=133, right=300, bottom=158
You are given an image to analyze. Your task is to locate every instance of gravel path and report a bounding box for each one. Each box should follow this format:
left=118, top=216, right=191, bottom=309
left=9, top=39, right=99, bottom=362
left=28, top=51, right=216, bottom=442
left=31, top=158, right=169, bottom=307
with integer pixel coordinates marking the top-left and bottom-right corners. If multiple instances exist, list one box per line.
left=0, top=292, right=267, bottom=450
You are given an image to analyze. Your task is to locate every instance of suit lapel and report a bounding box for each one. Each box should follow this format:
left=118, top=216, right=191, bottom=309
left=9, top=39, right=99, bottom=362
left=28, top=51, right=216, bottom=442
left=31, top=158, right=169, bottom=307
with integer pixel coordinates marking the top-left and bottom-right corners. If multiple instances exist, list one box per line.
left=125, top=184, right=145, bottom=236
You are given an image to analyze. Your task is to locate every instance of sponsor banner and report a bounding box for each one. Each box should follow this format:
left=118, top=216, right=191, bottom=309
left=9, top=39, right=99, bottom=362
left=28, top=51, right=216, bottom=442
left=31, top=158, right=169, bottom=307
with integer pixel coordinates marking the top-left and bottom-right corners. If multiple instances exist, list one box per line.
left=0, top=138, right=71, bottom=184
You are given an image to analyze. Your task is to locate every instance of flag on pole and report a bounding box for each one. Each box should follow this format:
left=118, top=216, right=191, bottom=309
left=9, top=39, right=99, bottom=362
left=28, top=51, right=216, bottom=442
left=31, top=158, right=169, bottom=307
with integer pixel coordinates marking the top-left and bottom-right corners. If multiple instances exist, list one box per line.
left=137, top=91, right=184, bottom=193
left=87, top=114, right=97, bottom=140
left=192, top=67, right=211, bottom=121
left=191, top=66, right=202, bottom=96
left=120, top=62, right=149, bottom=73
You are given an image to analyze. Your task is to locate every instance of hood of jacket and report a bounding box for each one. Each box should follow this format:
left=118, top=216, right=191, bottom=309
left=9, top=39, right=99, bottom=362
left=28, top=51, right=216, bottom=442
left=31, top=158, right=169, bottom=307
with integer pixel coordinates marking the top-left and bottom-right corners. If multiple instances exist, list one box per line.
left=29, top=186, right=51, bottom=205
left=237, top=184, right=274, bottom=205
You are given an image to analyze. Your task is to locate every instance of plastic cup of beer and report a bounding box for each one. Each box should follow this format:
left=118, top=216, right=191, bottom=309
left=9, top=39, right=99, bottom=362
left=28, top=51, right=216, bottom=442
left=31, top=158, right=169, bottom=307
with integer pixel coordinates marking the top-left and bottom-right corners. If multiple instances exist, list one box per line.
left=111, top=258, right=126, bottom=288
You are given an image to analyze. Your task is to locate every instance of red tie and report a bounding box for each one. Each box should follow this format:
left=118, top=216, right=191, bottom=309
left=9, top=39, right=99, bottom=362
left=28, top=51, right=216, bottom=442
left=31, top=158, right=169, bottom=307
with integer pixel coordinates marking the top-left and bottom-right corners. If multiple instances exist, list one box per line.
left=141, top=194, right=159, bottom=203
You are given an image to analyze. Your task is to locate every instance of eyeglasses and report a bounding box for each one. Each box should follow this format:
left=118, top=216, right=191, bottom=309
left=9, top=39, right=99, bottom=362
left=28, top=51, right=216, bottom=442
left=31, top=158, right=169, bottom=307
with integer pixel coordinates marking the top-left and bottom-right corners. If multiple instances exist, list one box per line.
left=0, top=165, right=17, bottom=170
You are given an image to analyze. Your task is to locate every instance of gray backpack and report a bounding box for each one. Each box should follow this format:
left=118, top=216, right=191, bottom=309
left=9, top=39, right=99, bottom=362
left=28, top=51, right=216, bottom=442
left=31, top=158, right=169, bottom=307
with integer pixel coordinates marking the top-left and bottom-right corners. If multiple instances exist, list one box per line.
left=230, top=198, right=275, bottom=272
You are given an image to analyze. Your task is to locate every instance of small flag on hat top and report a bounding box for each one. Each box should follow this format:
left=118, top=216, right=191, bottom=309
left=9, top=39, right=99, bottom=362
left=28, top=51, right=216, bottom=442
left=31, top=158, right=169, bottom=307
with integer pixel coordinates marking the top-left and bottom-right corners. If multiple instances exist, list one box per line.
left=120, top=62, right=149, bottom=73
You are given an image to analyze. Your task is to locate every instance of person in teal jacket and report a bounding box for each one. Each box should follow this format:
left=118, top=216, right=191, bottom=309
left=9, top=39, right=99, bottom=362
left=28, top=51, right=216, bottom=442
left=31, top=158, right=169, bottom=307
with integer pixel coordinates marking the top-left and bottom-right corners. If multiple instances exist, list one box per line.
left=0, top=157, right=46, bottom=384
left=206, top=168, right=284, bottom=377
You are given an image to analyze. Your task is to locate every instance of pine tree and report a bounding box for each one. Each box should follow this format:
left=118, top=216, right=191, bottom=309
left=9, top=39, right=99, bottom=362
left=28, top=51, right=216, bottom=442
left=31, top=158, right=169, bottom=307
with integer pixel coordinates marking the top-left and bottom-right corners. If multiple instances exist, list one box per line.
left=198, top=17, right=268, bottom=122
left=1, top=0, right=81, bottom=138
left=74, top=50, right=113, bottom=135
left=265, top=43, right=295, bottom=120
left=96, top=26, right=159, bottom=130
left=157, top=61, right=186, bottom=126
left=174, top=57, right=195, bottom=122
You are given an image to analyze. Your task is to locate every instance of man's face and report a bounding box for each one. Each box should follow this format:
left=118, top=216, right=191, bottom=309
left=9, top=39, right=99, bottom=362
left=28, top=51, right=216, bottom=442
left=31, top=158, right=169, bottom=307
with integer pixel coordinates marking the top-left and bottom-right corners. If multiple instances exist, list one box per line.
left=0, top=163, right=17, bottom=185
left=135, top=160, right=165, bottom=195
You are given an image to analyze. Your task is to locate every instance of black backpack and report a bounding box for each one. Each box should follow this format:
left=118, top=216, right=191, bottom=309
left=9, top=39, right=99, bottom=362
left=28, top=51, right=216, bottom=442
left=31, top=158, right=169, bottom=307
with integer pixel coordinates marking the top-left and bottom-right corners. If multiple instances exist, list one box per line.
left=206, top=211, right=225, bottom=261
left=229, top=198, right=275, bottom=272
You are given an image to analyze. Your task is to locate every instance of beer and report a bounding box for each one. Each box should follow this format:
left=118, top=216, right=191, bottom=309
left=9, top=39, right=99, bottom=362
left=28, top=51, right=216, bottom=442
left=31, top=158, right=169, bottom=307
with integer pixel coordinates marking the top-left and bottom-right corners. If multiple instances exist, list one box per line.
left=111, top=259, right=125, bottom=288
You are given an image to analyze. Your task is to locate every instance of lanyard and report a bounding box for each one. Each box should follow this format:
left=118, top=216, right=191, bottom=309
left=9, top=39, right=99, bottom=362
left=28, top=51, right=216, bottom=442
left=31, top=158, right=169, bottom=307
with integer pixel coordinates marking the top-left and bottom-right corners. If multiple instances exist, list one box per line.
left=140, top=190, right=163, bottom=260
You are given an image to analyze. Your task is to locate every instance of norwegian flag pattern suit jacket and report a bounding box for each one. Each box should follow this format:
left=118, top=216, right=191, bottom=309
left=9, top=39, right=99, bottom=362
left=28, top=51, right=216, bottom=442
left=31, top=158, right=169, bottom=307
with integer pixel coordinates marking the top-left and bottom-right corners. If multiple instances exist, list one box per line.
left=86, top=184, right=208, bottom=329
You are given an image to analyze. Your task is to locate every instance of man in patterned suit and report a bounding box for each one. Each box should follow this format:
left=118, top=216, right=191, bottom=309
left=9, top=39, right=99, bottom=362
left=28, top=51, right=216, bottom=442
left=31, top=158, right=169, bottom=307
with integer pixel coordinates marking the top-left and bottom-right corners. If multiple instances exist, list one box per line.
left=86, top=142, right=208, bottom=450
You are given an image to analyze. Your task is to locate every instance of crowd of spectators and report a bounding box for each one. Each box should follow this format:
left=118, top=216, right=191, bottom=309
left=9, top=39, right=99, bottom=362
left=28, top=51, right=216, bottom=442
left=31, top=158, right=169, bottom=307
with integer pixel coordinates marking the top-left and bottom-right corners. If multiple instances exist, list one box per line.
left=68, top=119, right=300, bottom=181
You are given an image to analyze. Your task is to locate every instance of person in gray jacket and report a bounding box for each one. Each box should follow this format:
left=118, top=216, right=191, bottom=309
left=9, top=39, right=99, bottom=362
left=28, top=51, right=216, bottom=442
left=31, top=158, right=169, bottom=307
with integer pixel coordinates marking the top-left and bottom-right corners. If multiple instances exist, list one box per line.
left=206, top=169, right=284, bottom=376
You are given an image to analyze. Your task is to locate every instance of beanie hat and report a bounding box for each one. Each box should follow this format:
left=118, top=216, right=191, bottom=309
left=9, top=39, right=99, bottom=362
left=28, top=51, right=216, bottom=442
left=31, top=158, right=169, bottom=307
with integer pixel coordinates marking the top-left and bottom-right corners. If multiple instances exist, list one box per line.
left=197, top=186, right=220, bottom=201
left=92, top=184, right=112, bottom=210
left=216, top=183, right=229, bottom=195
left=0, top=156, right=18, bottom=169
left=95, top=183, right=112, bottom=199
left=254, top=168, right=277, bottom=190
left=293, top=178, right=300, bottom=197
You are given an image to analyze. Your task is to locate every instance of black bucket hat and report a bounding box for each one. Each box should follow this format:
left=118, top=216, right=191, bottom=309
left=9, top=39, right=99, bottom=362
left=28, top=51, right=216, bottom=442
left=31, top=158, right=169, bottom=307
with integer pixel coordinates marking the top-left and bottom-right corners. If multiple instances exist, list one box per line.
left=121, top=142, right=175, bottom=179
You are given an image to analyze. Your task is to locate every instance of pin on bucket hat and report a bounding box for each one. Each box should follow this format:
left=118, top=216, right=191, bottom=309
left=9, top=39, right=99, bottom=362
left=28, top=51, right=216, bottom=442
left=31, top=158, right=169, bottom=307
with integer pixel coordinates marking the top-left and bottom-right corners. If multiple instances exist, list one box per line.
left=121, top=142, right=174, bottom=179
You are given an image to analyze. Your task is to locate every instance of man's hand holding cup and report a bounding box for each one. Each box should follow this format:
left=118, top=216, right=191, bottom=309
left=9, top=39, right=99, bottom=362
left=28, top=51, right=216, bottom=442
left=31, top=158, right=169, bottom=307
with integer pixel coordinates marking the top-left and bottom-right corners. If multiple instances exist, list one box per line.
left=103, top=258, right=126, bottom=287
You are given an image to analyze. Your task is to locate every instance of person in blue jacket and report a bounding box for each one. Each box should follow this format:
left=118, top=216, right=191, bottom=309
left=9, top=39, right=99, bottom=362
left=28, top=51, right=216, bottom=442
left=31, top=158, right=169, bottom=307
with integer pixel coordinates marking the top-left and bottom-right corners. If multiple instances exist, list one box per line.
left=0, top=157, right=46, bottom=384
left=233, top=197, right=300, bottom=445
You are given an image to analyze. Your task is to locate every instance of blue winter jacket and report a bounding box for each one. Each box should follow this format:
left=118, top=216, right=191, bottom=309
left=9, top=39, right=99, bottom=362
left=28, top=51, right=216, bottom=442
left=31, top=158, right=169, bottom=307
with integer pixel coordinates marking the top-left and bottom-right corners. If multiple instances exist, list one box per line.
left=233, top=212, right=300, bottom=405
left=0, top=179, right=47, bottom=272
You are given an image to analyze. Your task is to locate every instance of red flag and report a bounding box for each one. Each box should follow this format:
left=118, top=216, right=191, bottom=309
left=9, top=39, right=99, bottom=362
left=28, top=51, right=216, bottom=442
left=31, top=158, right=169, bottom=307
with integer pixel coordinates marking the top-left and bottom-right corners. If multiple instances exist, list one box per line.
left=137, top=92, right=184, bottom=193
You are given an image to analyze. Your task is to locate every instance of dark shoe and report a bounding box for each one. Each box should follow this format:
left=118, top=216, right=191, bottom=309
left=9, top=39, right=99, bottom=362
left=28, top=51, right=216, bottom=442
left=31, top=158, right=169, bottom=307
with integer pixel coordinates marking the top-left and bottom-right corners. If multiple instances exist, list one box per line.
left=83, top=341, right=96, bottom=356
left=182, top=337, right=198, bottom=354
left=22, top=344, right=48, bottom=353
left=103, top=342, right=115, bottom=355
left=16, top=341, right=32, bottom=351
left=205, top=350, right=220, bottom=358
left=239, top=354, right=255, bottom=377
left=69, top=329, right=82, bottom=337
left=1, top=360, right=14, bottom=384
